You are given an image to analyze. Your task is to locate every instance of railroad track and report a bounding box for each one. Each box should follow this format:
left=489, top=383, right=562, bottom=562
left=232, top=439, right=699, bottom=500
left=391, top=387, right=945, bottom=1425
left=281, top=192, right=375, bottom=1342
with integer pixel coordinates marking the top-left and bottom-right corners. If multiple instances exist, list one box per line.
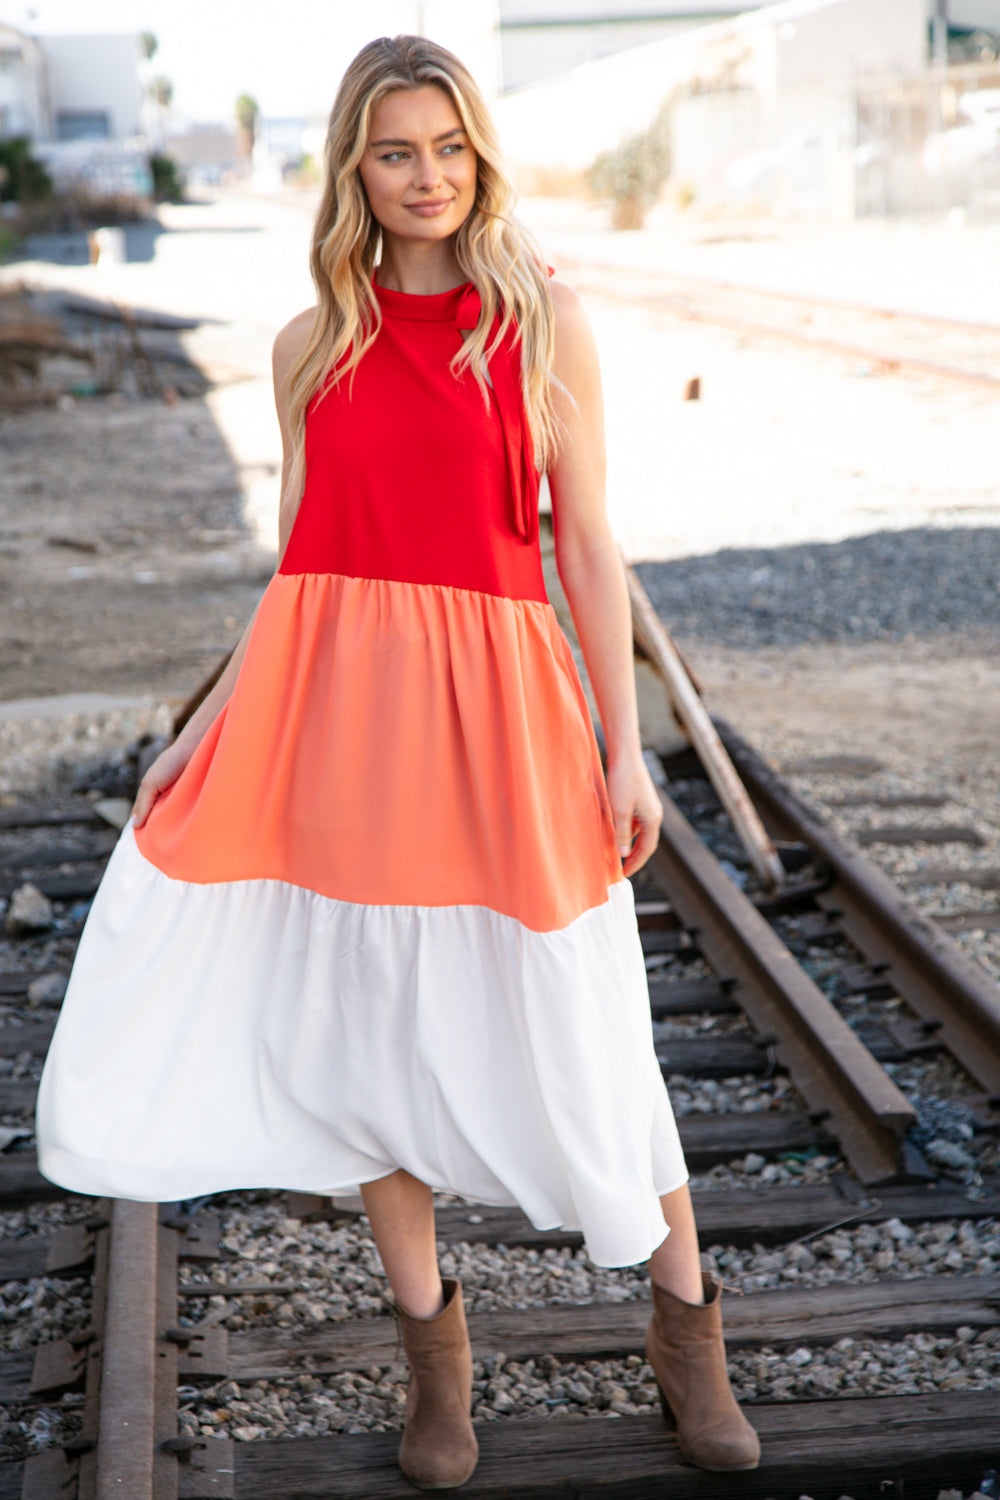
left=558, top=259, right=1000, bottom=392
left=1, top=725, right=1000, bottom=1496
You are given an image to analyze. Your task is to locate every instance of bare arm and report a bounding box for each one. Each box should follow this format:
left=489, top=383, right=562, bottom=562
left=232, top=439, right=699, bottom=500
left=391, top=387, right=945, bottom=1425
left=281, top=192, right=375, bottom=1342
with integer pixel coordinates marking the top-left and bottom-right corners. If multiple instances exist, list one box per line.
left=133, top=308, right=315, bottom=826
left=546, top=281, right=661, bottom=876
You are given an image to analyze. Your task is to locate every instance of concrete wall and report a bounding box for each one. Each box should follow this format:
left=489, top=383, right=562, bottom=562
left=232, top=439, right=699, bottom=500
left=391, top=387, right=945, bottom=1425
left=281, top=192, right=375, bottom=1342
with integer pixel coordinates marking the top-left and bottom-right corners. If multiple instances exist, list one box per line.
left=40, top=33, right=143, bottom=142
left=494, top=0, right=927, bottom=172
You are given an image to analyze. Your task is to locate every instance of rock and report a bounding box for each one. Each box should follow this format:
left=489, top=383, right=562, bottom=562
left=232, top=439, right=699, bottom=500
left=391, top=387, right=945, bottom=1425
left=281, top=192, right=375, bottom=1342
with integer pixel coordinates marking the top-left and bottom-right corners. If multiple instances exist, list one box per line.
left=925, top=1138, right=976, bottom=1172
left=93, top=796, right=132, bottom=830
left=27, top=972, right=69, bottom=1006
left=5, top=883, right=54, bottom=934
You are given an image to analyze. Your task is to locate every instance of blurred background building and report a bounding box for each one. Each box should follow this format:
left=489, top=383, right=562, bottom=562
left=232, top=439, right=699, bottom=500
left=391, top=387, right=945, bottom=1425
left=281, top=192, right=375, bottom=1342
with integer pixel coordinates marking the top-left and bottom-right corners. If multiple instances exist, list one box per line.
left=1, top=0, right=999, bottom=218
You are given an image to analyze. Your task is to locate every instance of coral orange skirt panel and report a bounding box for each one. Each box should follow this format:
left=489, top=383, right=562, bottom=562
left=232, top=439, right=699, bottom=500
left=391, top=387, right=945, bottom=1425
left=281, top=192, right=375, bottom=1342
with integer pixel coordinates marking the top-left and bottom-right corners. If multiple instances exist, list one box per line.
left=135, top=575, right=621, bottom=933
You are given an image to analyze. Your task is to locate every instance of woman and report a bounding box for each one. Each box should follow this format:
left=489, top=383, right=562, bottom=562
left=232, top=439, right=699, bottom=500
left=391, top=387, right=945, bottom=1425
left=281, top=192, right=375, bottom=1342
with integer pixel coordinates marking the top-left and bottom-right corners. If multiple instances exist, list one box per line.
left=36, top=35, right=759, bottom=1489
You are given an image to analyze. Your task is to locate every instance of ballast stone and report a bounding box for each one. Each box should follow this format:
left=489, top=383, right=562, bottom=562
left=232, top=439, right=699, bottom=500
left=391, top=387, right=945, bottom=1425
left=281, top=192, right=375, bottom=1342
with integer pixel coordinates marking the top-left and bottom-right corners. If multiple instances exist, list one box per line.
left=5, top=884, right=54, bottom=934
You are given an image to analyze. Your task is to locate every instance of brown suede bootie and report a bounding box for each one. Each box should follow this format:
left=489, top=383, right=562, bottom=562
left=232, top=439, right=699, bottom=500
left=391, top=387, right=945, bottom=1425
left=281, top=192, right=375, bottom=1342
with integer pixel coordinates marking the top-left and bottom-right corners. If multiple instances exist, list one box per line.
left=646, top=1271, right=760, bottom=1471
left=396, top=1277, right=479, bottom=1491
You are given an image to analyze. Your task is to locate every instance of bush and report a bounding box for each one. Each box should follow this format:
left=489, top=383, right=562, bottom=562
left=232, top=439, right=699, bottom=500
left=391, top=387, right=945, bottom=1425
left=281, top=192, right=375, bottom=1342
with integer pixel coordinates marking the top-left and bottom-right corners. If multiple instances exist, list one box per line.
left=0, top=222, right=21, bottom=261
left=0, top=137, right=53, bottom=205
left=587, top=103, right=671, bottom=227
left=149, top=153, right=185, bottom=203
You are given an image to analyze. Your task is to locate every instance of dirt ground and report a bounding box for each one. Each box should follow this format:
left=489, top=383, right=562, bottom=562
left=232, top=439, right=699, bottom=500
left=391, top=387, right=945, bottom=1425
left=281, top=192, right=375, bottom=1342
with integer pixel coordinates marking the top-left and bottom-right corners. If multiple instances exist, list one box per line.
left=2, top=190, right=998, bottom=801
left=0, top=394, right=269, bottom=703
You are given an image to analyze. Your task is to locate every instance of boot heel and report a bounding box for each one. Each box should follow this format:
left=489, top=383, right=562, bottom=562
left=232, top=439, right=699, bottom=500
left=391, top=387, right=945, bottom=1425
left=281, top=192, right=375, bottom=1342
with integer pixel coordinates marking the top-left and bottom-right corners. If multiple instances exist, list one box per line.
left=655, top=1381, right=676, bottom=1430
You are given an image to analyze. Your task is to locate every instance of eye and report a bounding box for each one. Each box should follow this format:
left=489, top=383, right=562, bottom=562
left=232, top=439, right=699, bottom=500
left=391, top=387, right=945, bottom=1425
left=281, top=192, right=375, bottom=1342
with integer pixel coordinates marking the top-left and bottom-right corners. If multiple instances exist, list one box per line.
left=441, top=142, right=466, bottom=155
left=378, top=150, right=408, bottom=162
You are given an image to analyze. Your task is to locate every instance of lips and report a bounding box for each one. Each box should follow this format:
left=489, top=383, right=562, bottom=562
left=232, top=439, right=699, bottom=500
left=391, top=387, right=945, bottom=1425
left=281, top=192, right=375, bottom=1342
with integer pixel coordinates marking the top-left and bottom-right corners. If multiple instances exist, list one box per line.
left=405, top=200, right=453, bottom=216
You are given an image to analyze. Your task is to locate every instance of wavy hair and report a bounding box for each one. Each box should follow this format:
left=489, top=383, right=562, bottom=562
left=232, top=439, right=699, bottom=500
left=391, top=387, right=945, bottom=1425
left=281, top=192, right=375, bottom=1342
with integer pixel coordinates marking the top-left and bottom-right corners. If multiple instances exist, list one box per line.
left=286, top=35, right=558, bottom=497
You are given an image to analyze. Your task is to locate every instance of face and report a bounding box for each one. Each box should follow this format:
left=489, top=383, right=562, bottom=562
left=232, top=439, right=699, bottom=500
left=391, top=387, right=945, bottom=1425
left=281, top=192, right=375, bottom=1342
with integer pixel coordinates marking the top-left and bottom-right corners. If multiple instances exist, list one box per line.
left=358, top=85, right=477, bottom=244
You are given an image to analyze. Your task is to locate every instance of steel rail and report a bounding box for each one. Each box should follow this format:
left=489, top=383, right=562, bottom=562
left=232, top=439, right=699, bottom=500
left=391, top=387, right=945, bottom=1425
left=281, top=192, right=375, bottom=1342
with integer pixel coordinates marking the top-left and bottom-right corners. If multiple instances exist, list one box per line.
left=719, top=722, right=1000, bottom=1098
left=559, top=256, right=1000, bottom=338
left=649, top=785, right=917, bottom=1183
left=561, top=262, right=1000, bottom=392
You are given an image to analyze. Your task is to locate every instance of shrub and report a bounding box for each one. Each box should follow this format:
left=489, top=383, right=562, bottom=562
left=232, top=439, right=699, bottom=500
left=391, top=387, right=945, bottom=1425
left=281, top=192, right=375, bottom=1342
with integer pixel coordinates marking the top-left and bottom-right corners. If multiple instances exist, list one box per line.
left=587, top=103, right=671, bottom=227
left=150, top=153, right=185, bottom=203
left=0, top=137, right=53, bottom=205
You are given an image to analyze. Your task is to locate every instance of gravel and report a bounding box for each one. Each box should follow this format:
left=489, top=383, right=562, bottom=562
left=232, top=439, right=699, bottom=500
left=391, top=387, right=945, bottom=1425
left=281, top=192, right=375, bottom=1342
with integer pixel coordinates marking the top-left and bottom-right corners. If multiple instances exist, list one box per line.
left=0, top=702, right=171, bottom=801
left=176, top=1324, right=1000, bottom=1442
left=172, top=1198, right=1000, bottom=1337
left=634, top=527, right=1000, bottom=652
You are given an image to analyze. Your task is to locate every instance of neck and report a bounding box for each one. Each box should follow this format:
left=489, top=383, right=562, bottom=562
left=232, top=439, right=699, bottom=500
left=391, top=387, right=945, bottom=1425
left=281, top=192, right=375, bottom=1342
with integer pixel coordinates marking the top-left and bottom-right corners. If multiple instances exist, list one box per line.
left=376, top=235, right=465, bottom=296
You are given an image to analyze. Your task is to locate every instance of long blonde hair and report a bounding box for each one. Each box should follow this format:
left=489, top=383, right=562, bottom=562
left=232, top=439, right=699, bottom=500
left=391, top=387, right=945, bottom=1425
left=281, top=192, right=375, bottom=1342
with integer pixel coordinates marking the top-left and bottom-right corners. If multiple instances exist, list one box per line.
left=287, top=35, right=557, bottom=494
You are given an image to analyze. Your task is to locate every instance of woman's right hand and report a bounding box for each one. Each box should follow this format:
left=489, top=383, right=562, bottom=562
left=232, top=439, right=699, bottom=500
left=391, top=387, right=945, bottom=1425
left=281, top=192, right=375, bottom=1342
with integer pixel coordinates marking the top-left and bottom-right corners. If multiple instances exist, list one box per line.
left=132, top=741, right=192, bottom=828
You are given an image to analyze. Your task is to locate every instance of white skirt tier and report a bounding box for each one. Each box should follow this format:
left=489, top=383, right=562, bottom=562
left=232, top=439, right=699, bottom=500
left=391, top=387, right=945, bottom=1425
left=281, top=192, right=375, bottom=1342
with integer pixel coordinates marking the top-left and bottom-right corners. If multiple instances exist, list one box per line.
left=36, top=827, right=688, bottom=1267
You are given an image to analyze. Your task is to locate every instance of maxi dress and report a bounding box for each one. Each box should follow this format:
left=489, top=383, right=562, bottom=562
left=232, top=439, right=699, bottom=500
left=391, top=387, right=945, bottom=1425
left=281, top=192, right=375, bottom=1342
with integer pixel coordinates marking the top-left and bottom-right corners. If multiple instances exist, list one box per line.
left=35, top=277, right=688, bottom=1269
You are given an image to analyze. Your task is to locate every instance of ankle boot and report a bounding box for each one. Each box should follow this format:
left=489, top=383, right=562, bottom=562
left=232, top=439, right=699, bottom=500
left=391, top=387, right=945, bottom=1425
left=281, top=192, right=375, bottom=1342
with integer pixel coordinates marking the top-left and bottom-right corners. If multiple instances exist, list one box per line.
left=646, top=1271, right=760, bottom=1471
left=396, top=1277, right=479, bottom=1491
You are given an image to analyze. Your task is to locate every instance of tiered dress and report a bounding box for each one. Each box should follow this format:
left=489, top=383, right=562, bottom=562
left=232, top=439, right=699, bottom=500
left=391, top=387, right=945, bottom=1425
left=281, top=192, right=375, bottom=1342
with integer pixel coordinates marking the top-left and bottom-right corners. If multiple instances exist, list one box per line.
left=35, top=277, right=688, bottom=1268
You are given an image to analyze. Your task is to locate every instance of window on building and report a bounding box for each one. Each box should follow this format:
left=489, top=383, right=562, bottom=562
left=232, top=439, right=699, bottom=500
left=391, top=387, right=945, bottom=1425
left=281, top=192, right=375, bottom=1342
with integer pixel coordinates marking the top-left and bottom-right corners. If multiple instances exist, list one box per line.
left=0, top=49, right=22, bottom=73
left=56, top=110, right=111, bottom=141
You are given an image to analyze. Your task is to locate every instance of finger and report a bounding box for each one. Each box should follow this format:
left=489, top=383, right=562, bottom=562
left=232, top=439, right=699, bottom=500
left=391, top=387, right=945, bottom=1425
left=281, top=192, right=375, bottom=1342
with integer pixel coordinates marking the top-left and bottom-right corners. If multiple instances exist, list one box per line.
left=614, top=813, right=635, bottom=860
left=622, top=818, right=660, bottom=878
left=131, top=775, right=159, bottom=828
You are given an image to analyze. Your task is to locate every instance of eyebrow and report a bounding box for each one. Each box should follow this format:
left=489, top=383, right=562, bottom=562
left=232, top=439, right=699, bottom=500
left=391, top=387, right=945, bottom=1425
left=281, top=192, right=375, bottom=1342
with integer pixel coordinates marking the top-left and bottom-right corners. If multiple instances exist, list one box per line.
left=369, top=127, right=467, bottom=148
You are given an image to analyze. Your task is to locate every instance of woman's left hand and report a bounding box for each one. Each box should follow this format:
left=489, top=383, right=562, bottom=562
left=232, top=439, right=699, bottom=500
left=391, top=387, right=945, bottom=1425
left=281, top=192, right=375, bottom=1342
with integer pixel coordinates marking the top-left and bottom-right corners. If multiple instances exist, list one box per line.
left=605, top=753, right=664, bottom=878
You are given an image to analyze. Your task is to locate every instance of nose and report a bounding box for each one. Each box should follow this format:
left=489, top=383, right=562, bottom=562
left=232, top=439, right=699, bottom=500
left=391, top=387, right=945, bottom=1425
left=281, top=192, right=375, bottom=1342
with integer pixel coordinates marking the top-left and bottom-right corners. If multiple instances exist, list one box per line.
left=412, top=150, right=442, bottom=191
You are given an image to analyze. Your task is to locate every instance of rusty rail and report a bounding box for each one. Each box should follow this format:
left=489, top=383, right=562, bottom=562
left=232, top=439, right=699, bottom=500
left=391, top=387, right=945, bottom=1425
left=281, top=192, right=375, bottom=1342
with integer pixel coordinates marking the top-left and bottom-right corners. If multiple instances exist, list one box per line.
left=560, top=258, right=1000, bottom=391
left=649, top=786, right=917, bottom=1183
left=626, top=564, right=786, bottom=890
left=719, top=722, right=1000, bottom=1097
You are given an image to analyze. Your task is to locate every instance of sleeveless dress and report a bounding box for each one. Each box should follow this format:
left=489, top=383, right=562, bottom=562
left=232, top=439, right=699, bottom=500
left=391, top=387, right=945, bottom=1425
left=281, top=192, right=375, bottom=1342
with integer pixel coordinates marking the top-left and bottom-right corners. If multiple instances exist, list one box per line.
left=35, top=277, right=688, bottom=1269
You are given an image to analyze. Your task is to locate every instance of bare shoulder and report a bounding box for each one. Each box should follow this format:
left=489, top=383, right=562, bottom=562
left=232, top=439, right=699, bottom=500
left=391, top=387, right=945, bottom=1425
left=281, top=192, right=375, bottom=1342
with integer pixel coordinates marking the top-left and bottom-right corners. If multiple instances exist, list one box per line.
left=548, top=278, right=597, bottom=363
left=272, top=307, right=316, bottom=384
left=548, top=276, right=585, bottom=327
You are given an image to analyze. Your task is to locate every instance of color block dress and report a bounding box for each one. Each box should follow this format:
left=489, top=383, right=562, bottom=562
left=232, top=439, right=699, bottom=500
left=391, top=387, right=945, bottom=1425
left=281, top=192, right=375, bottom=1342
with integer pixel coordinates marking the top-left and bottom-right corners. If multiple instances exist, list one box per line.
left=35, top=277, right=688, bottom=1268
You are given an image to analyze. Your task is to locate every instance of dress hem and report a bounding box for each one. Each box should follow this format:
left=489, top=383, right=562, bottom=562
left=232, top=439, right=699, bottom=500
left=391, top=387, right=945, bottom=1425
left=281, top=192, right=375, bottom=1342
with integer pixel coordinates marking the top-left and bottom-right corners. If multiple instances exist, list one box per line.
left=38, top=1147, right=689, bottom=1269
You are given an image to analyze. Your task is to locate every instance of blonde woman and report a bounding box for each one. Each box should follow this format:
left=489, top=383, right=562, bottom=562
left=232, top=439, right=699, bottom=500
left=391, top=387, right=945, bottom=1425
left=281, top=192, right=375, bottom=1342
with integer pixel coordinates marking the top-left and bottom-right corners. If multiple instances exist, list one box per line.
left=37, top=35, right=759, bottom=1490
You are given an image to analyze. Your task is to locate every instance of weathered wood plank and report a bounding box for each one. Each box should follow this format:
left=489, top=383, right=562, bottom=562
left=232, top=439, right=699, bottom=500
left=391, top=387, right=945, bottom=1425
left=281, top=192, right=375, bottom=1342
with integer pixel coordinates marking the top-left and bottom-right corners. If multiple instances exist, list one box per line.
left=0, top=1159, right=63, bottom=1206
left=0, top=1350, right=33, bottom=1403
left=0, top=806, right=101, bottom=831
left=677, top=1109, right=831, bottom=1166
left=432, top=1178, right=1000, bottom=1250
left=226, top=1274, right=1000, bottom=1382
left=0, top=1460, right=24, bottom=1500
left=655, top=1036, right=768, bottom=1077
left=0, top=870, right=101, bottom=902
left=0, top=1234, right=54, bottom=1281
left=230, top=1392, right=999, bottom=1498
left=0, top=1022, right=54, bottom=1058
left=646, top=977, right=738, bottom=1018
left=0, top=1080, right=38, bottom=1114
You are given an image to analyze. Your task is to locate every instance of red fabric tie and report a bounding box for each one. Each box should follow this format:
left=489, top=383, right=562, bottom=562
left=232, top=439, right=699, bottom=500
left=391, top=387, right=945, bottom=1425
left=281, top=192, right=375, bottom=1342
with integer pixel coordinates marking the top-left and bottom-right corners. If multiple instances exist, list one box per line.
left=456, top=285, right=539, bottom=545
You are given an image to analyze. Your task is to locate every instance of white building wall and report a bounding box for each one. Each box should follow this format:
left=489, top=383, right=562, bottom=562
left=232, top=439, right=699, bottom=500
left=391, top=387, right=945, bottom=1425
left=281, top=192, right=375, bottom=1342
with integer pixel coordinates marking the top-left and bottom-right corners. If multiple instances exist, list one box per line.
left=494, top=0, right=927, bottom=170
left=0, top=24, right=50, bottom=140
left=772, top=0, right=928, bottom=91
left=41, top=33, right=143, bottom=142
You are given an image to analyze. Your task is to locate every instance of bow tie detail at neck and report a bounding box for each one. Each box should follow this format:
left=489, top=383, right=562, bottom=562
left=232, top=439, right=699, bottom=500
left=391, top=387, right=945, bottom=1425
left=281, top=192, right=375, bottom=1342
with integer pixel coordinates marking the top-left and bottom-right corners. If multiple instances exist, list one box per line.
left=454, top=283, right=539, bottom=546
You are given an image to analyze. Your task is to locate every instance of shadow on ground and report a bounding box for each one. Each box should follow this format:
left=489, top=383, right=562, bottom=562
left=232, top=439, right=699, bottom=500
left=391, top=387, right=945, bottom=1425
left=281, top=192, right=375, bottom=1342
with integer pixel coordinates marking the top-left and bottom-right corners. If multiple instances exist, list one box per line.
left=21, top=216, right=262, bottom=267
left=635, top=527, right=1000, bottom=650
